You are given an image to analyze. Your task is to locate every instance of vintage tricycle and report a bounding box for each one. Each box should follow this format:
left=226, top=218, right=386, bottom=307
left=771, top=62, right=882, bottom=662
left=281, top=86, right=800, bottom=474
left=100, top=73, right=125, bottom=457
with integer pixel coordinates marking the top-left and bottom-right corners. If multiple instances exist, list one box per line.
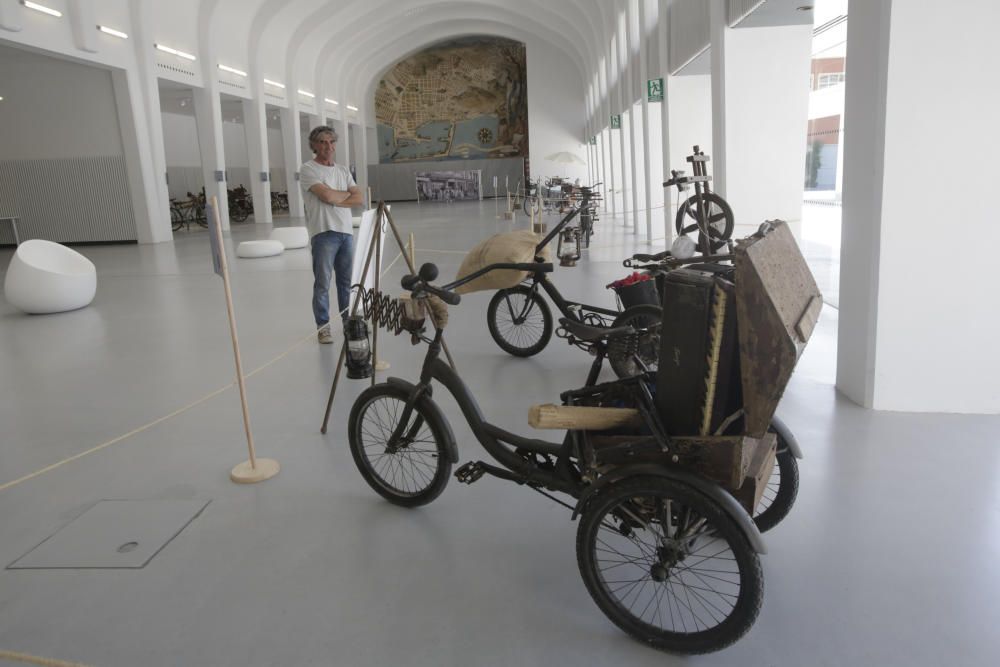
left=346, top=220, right=821, bottom=653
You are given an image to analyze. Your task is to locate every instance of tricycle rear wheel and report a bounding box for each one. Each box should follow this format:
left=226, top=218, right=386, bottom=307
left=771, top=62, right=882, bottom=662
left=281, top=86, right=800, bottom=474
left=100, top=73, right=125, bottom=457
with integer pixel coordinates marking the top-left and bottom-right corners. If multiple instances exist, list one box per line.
left=577, top=475, right=763, bottom=654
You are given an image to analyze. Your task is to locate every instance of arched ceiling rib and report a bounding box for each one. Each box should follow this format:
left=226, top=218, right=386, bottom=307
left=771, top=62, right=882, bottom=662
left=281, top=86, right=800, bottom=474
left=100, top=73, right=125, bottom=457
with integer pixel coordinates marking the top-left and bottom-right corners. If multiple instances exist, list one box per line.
left=191, top=0, right=613, bottom=108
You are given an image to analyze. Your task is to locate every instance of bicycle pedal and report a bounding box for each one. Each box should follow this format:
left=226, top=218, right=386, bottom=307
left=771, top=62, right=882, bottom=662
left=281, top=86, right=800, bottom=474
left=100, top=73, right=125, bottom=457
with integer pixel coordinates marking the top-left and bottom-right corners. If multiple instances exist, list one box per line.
left=455, top=461, right=486, bottom=484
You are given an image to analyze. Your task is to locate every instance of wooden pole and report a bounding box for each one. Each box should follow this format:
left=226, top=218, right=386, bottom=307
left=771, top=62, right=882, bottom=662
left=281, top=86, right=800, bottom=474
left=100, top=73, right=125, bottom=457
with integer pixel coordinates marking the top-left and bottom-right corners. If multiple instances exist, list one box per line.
left=372, top=212, right=389, bottom=374
left=408, top=232, right=416, bottom=268
left=209, top=196, right=279, bottom=483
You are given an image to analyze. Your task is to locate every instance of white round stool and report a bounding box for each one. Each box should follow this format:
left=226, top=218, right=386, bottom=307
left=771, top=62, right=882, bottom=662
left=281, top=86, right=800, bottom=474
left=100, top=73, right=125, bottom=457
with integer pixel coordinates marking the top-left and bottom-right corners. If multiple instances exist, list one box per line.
left=269, top=226, right=310, bottom=249
left=3, top=239, right=97, bottom=314
left=236, top=240, right=284, bottom=258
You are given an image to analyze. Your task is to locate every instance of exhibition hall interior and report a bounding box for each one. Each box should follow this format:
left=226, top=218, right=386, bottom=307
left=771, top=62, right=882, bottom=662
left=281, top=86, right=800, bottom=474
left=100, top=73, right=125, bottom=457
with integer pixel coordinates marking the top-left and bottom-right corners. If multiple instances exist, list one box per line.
left=1, top=1, right=998, bottom=665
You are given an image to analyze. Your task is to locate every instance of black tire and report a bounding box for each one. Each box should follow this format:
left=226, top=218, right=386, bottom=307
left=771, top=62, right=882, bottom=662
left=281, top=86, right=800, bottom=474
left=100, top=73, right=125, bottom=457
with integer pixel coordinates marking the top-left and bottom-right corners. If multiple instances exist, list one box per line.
left=170, top=206, right=184, bottom=231
left=674, top=192, right=735, bottom=252
left=752, top=430, right=800, bottom=533
left=230, top=201, right=250, bottom=223
left=577, top=476, right=764, bottom=654
left=348, top=383, right=452, bottom=508
left=608, top=305, right=662, bottom=379
left=486, top=285, right=553, bottom=357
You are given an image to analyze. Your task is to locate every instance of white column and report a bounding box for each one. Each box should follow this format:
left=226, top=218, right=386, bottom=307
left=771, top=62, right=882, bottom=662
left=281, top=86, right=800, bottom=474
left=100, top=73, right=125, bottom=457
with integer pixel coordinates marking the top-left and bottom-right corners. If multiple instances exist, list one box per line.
left=336, top=116, right=350, bottom=169
left=601, top=58, right=616, bottom=218
left=710, top=2, right=811, bottom=234
left=657, top=0, right=672, bottom=242
left=708, top=0, right=728, bottom=199
left=637, top=0, right=653, bottom=240
left=192, top=86, right=230, bottom=230
left=838, top=0, right=1000, bottom=413
left=280, top=105, right=305, bottom=218
left=122, top=2, right=171, bottom=243
left=615, top=32, right=630, bottom=228
left=67, top=0, right=97, bottom=53
left=626, top=1, right=641, bottom=233
left=243, top=97, right=272, bottom=224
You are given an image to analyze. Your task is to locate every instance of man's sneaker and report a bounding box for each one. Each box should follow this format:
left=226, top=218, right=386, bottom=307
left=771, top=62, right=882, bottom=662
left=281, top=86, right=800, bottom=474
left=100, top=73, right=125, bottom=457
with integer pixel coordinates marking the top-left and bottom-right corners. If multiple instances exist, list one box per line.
left=317, top=324, right=333, bottom=344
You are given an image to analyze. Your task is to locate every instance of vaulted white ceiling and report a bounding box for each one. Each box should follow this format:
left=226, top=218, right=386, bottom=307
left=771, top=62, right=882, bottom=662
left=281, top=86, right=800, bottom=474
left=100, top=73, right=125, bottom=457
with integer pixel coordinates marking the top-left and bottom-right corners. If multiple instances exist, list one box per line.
left=190, top=0, right=613, bottom=108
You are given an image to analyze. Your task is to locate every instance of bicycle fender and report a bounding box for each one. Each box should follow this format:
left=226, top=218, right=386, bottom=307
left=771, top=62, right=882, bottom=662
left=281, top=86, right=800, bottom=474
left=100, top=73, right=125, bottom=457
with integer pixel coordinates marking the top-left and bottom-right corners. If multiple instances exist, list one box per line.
left=385, top=377, right=459, bottom=464
left=770, top=415, right=803, bottom=460
left=574, top=464, right=767, bottom=555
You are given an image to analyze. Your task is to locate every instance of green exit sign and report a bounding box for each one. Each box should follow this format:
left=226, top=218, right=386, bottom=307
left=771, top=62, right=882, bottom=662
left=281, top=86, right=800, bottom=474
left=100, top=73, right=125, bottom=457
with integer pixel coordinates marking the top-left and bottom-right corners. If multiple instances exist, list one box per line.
left=647, top=78, right=664, bottom=103
left=610, top=114, right=621, bottom=130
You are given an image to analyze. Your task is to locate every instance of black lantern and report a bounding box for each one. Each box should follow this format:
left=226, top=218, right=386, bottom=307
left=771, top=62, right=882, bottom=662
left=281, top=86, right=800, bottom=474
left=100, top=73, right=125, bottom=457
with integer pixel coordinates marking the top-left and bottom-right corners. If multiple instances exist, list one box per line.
left=344, top=316, right=373, bottom=379
left=557, top=227, right=581, bottom=267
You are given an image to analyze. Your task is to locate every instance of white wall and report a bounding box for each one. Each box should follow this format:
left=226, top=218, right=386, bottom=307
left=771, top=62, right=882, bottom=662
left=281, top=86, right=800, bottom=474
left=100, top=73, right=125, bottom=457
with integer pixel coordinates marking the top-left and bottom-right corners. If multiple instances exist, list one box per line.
left=0, top=51, right=125, bottom=159
left=667, top=74, right=713, bottom=178
left=720, top=24, right=812, bottom=233
left=526, top=36, right=588, bottom=184
left=839, top=0, right=1000, bottom=413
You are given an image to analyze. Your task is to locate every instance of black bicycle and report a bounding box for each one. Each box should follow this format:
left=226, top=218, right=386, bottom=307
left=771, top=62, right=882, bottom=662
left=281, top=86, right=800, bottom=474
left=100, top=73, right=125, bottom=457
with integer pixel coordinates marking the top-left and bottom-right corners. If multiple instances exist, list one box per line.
left=484, top=185, right=660, bottom=376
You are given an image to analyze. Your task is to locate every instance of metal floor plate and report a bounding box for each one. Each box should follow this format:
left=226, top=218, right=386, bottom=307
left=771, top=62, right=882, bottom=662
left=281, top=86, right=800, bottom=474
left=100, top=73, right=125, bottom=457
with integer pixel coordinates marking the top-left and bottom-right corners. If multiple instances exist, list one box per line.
left=7, top=499, right=210, bottom=569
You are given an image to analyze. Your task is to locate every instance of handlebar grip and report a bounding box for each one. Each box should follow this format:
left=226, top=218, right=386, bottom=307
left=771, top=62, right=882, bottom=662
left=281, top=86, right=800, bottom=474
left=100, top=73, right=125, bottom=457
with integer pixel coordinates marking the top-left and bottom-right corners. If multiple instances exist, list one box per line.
left=401, top=274, right=419, bottom=290
left=426, top=284, right=461, bottom=306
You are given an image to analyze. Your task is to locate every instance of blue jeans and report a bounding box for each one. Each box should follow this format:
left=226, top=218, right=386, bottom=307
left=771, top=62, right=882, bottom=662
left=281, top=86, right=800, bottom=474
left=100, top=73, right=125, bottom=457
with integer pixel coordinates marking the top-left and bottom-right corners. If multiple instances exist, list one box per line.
left=311, top=230, right=353, bottom=326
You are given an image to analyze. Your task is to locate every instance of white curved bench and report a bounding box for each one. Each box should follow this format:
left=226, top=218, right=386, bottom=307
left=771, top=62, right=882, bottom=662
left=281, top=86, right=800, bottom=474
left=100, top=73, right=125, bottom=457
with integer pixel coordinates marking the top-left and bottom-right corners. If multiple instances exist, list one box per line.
left=236, top=240, right=284, bottom=258
left=269, top=226, right=309, bottom=249
left=3, top=239, right=97, bottom=314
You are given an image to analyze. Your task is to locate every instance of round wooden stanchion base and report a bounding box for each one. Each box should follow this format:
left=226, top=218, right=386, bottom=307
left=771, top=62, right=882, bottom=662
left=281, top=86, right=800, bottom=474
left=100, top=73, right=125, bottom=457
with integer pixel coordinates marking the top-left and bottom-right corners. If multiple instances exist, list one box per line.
left=230, top=458, right=280, bottom=484
left=375, top=359, right=390, bottom=371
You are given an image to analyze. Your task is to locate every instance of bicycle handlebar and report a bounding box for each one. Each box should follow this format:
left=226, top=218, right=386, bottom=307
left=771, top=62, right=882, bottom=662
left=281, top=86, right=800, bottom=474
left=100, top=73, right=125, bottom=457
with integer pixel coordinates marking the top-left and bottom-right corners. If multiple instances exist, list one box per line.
left=401, top=263, right=462, bottom=306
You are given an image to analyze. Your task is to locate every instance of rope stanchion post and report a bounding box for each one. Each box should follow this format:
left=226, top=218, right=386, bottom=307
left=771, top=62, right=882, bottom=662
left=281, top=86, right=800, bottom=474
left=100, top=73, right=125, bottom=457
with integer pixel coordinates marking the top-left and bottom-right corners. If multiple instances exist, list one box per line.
left=207, top=196, right=279, bottom=484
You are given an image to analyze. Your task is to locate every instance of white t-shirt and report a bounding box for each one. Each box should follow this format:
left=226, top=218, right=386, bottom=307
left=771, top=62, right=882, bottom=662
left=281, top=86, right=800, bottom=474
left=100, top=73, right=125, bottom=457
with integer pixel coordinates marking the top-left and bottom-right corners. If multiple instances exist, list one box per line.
left=299, top=160, right=356, bottom=237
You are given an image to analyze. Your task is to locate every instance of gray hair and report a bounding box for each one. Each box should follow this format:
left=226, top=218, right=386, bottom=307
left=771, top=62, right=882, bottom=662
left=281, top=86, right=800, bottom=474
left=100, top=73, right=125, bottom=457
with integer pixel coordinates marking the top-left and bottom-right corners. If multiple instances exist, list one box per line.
left=308, top=125, right=338, bottom=144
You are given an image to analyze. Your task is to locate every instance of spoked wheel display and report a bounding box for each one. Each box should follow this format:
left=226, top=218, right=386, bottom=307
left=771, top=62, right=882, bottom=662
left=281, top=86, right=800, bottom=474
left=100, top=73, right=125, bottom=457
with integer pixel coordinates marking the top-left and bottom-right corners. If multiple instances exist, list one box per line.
left=486, top=285, right=553, bottom=357
left=348, top=384, right=452, bottom=507
left=674, top=193, right=735, bottom=252
left=752, top=429, right=800, bottom=533
left=577, top=476, right=763, bottom=654
left=608, top=305, right=662, bottom=379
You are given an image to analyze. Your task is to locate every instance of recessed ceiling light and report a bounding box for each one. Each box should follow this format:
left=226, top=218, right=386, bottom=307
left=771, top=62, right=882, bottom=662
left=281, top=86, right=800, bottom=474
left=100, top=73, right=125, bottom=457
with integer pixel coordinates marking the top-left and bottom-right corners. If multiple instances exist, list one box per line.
left=218, top=64, right=248, bottom=77
left=155, top=43, right=197, bottom=61
left=324, top=98, right=339, bottom=106
left=22, top=1, right=61, bottom=18
left=346, top=104, right=358, bottom=111
left=298, top=90, right=315, bottom=98
left=263, top=78, right=285, bottom=89
left=97, top=25, right=128, bottom=39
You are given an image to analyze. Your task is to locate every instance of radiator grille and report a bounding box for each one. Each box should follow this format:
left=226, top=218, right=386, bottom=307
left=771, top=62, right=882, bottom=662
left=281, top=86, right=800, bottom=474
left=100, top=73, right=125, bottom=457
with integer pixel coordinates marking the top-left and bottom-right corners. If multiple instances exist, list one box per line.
left=0, top=156, right=137, bottom=244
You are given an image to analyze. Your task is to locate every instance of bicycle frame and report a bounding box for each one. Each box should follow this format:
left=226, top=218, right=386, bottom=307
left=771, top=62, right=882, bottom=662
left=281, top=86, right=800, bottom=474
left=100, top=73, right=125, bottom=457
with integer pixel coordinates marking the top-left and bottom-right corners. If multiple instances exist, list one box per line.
left=387, top=329, right=584, bottom=497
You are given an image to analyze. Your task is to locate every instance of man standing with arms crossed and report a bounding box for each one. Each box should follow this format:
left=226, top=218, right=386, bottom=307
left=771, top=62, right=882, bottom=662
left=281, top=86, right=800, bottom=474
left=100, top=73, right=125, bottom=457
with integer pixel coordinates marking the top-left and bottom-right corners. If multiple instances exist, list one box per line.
left=300, top=126, right=363, bottom=343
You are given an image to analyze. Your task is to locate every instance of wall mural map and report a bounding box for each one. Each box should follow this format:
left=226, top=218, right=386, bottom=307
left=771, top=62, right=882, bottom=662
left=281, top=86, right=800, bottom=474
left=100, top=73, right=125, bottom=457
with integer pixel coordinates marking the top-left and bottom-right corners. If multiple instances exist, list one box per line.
left=375, top=36, right=528, bottom=163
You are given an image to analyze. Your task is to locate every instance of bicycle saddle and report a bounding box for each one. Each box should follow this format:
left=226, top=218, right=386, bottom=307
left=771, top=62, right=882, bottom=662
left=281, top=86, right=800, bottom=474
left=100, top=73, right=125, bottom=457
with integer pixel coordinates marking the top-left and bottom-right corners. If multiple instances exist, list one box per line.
left=560, top=318, right=634, bottom=342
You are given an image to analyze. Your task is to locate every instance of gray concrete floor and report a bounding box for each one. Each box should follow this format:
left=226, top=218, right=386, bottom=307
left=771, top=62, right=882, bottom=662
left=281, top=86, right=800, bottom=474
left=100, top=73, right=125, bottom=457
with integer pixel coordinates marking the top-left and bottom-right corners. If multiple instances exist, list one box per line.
left=1, top=202, right=998, bottom=666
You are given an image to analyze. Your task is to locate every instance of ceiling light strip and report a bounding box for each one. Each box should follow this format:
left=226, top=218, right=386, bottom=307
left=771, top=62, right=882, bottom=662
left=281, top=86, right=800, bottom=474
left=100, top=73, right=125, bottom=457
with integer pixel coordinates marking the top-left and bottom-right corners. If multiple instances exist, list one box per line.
left=97, top=25, right=128, bottom=39
left=346, top=105, right=358, bottom=111
left=218, top=64, right=248, bottom=77
left=297, top=90, right=315, bottom=98
left=263, top=79, right=286, bottom=89
left=324, top=98, right=339, bottom=106
left=22, top=1, right=61, bottom=18
left=154, top=43, right=197, bottom=61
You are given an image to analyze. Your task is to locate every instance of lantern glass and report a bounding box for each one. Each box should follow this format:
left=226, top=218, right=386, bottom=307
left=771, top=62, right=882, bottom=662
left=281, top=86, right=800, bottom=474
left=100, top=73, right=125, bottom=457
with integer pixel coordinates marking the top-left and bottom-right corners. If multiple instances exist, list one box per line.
left=344, top=316, right=373, bottom=379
